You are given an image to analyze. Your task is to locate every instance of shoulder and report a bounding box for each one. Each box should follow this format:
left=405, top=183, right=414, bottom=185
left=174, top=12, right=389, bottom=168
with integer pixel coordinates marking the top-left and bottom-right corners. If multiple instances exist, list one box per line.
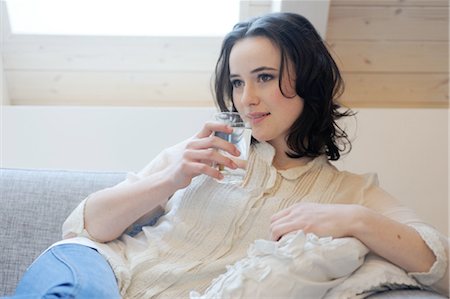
left=326, top=165, right=389, bottom=204
left=338, top=169, right=380, bottom=190
left=327, top=165, right=422, bottom=223
left=314, top=158, right=380, bottom=191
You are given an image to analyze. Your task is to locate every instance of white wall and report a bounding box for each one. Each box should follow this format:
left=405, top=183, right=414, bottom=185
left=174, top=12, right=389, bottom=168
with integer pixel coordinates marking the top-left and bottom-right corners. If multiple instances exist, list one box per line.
left=334, top=108, right=448, bottom=236
left=1, top=106, right=448, bottom=234
left=1, top=106, right=215, bottom=171
left=0, top=56, right=9, bottom=105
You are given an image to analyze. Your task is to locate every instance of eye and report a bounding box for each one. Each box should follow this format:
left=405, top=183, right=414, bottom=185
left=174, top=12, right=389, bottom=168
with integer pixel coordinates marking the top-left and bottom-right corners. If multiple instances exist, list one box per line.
left=258, top=73, right=274, bottom=82
left=231, top=79, right=244, bottom=88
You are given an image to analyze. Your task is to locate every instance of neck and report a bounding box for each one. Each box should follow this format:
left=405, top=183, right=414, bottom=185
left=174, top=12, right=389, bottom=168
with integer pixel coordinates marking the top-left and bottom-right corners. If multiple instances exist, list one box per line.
left=269, top=140, right=312, bottom=170
left=272, top=153, right=312, bottom=170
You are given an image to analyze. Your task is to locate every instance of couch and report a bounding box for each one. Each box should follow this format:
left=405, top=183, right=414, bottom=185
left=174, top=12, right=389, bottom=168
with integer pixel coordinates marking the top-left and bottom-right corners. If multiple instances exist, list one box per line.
left=0, top=168, right=447, bottom=298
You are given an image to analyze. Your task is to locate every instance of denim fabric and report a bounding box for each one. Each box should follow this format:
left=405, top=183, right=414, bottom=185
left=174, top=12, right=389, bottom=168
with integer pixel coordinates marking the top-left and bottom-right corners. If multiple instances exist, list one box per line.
left=2, top=244, right=120, bottom=299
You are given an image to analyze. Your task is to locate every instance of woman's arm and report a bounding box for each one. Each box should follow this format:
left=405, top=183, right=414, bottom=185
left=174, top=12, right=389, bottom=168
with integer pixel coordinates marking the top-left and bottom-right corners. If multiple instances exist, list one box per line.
left=82, top=122, right=241, bottom=243
left=84, top=170, right=174, bottom=243
left=269, top=180, right=448, bottom=294
left=270, top=202, right=435, bottom=272
left=347, top=205, right=437, bottom=273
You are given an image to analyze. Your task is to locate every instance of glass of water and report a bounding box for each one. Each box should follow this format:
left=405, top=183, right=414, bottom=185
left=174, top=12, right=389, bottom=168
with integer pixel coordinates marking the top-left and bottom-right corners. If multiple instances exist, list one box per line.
left=214, top=112, right=252, bottom=184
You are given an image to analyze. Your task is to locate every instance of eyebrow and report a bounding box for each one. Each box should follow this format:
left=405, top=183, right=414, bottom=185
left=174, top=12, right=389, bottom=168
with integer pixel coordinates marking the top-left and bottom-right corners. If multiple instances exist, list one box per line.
left=229, top=66, right=278, bottom=79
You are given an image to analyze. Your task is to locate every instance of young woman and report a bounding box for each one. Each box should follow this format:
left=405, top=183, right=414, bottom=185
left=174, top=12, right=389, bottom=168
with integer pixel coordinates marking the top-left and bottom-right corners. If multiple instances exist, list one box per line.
left=5, top=12, right=448, bottom=298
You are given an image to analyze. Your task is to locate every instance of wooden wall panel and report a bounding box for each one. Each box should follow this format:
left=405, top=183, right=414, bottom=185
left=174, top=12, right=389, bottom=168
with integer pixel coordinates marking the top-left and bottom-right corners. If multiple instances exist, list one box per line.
left=332, top=0, right=448, bottom=7
left=329, top=41, right=448, bottom=72
left=342, top=73, right=448, bottom=108
left=327, top=0, right=449, bottom=108
left=3, top=36, right=222, bottom=72
left=6, top=70, right=214, bottom=106
left=327, top=6, right=448, bottom=41
left=3, top=35, right=222, bottom=107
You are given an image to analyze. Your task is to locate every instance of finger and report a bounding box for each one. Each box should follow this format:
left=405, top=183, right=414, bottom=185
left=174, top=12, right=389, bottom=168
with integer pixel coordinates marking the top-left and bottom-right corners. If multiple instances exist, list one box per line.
left=188, top=135, right=241, bottom=157
left=212, top=136, right=241, bottom=157
left=270, top=221, right=298, bottom=241
left=192, top=162, right=225, bottom=180
left=196, top=121, right=233, bottom=139
left=230, top=157, right=247, bottom=170
left=185, top=149, right=238, bottom=170
left=270, top=208, right=291, bottom=223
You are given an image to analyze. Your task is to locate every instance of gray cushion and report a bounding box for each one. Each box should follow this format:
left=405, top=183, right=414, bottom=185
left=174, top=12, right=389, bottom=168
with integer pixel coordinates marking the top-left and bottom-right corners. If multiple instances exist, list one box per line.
left=0, top=168, right=125, bottom=296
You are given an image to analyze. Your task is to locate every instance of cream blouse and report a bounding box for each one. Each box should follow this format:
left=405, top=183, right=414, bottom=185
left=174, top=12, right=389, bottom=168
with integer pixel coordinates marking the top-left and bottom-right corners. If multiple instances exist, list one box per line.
left=61, top=142, right=449, bottom=298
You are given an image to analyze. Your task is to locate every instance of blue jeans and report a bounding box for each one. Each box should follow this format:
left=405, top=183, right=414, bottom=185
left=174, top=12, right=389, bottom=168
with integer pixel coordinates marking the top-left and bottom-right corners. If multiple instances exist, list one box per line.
left=3, top=244, right=121, bottom=299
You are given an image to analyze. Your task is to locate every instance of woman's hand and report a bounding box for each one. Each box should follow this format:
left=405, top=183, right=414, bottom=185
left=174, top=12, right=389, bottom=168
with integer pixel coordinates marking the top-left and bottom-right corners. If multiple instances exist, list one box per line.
left=162, top=121, right=241, bottom=191
left=270, top=202, right=439, bottom=277
left=269, top=202, right=364, bottom=241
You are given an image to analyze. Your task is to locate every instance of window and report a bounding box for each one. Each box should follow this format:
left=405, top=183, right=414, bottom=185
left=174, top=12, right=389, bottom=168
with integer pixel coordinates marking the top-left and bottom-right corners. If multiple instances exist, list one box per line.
left=4, top=0, right=240, bottom=36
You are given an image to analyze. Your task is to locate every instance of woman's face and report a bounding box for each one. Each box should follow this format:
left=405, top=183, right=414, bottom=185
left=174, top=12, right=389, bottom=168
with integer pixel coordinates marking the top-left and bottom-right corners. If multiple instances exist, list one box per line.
left=229, top=36, right=304, bottom=150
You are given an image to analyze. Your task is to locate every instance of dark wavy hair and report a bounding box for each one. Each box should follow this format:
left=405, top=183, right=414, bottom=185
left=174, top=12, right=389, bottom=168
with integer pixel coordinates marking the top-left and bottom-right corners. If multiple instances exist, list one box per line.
left=214, top=12, right=354, bottom=161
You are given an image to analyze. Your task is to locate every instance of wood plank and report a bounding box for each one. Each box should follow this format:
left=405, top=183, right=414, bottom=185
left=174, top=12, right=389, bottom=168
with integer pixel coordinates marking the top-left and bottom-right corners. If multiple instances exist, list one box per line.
left=11, top=98, right=214, bottom=107
left=6, top=70, right=216, bottom=106
left=327, top=40, right=448, bottom=72
left=2, top=36, right=222, bottom=71
left=331, top=0, right=449, bottom=7
left=340, top=73, right=449, bottom=108
left=327, top=6, right=449, bottom=41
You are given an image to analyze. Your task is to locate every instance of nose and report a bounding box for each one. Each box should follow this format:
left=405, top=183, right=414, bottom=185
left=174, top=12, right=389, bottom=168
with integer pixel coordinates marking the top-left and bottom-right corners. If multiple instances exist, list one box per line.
left=240, top=83, right=260, bottom=106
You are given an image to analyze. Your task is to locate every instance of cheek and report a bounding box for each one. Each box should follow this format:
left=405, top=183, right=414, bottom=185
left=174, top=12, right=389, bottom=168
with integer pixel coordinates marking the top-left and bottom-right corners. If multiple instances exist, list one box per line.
left=232, top=93, right=243, bottom=110
left=272, top=82, right=293, bottom=101
left=277, top=97, right=304, bottom=124
left=289, top=100, right=304, bottom=122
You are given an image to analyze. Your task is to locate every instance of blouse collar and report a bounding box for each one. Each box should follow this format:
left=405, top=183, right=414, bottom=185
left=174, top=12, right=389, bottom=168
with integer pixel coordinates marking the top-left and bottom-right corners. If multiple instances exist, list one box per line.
left=253, top=142, right=329, bottom=180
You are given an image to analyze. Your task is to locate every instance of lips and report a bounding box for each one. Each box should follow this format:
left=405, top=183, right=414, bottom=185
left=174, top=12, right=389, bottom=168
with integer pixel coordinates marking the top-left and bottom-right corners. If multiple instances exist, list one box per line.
left=246, top=112, right=271, bottom=125
left=247, top=112, right=270, bottom=119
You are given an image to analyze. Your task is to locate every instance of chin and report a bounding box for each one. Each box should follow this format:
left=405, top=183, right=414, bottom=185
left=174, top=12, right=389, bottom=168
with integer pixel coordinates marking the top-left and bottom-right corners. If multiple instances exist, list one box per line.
left=251, top=134, right=269, bottom=143
left=250, top=128, right=277, bottom=143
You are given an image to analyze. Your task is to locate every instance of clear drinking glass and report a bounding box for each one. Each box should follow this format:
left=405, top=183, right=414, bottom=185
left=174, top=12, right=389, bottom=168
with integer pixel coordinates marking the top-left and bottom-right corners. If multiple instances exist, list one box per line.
left=214, top=112, right=252, bottom=184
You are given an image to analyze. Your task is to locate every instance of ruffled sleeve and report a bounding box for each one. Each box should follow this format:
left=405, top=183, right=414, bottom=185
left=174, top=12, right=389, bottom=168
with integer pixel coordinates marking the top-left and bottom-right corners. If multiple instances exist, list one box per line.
left=408, top=223, right=449, bottom=296
left=61, top=143, right=181, bottom=240
left=61, top=197, right=98, bottom=240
